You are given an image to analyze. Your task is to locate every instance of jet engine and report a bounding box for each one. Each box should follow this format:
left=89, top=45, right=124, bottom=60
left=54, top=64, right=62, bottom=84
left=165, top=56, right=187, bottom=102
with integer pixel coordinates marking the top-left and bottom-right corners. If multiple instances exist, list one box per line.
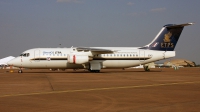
left=67, top=54, right=89, bottom=64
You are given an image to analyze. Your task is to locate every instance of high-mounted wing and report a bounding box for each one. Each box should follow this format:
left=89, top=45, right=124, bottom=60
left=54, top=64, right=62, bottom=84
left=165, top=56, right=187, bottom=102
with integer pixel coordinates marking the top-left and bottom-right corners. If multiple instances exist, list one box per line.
left=76, top=47, right=117, bottom=54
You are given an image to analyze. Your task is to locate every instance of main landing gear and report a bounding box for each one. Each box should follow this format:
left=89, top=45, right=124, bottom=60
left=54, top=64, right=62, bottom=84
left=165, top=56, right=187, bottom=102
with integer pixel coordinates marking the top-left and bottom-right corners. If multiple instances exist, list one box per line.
left=143, top=65, right=150, bottom=72
left=88, top=62, right=101, bottom=73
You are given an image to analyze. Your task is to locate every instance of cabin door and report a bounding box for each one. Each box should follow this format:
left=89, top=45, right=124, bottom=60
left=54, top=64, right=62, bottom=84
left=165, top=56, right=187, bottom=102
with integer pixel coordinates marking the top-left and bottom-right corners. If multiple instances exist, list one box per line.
left=34, top=50, right=40, bottom=62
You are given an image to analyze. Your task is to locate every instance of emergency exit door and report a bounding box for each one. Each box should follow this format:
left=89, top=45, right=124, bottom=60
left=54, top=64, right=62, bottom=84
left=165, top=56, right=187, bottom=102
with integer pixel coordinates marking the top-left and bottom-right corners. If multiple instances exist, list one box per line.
left=139, top=50, right=145, bottom=62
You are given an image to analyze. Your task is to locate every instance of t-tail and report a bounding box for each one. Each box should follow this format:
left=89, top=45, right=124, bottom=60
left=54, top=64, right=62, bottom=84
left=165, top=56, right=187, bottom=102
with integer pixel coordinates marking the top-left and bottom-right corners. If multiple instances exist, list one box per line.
left=140, top=23, right=194, bottom=51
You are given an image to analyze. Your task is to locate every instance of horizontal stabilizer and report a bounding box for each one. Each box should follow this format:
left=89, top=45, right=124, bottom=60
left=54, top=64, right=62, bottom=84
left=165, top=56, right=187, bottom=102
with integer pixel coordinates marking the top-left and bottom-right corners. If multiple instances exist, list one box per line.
left=164, top=23, right=194, bottom=28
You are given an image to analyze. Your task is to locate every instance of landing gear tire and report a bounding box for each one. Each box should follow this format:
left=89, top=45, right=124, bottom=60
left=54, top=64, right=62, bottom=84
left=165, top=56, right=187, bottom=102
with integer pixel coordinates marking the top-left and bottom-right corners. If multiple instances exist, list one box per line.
left=144, top=66, right=150, bottom=72
left=51, top=69, right=56, bottom=71
left=89, top=69, right=100, bottom=73
left=18, top=70, right=23, bottom=73
left=61, top=69, right=65, bottom=71
left=94, top=70, right=100, bottom=73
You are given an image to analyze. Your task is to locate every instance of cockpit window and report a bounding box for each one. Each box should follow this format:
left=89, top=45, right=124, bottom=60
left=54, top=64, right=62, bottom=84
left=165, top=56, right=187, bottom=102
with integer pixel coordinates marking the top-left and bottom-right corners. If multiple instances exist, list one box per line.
left=20, top=53, right=30, bottom=57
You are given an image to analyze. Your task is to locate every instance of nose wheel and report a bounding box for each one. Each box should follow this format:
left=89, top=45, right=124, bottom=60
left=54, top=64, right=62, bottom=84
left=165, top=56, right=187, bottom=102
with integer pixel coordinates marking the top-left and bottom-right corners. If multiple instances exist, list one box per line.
left=18, top=69, right=23, bottom=73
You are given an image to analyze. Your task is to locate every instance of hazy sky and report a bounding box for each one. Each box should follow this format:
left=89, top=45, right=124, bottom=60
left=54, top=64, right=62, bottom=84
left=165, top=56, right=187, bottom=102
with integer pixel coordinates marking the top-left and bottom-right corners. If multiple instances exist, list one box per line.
left=0, top=0, right=199, bottom=64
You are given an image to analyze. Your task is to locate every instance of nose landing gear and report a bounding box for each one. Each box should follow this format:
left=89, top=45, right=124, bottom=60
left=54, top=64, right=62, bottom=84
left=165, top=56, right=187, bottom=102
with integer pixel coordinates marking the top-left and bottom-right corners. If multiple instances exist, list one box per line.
left=18, top=68, right=23, bottom=73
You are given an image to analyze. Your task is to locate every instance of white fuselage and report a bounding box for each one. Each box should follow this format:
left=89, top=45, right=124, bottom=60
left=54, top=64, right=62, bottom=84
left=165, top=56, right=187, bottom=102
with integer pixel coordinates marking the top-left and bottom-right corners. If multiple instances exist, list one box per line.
left=9, top=47, right=175, bottom=69
left=7, top=23, right=193, bottom=72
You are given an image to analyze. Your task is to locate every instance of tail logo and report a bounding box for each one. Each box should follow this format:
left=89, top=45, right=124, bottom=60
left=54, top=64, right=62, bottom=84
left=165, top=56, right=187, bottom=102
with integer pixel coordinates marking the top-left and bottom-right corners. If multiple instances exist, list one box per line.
left=163, top=32, right=172, bottom=42
left=161, top=32, right=174, bottom=48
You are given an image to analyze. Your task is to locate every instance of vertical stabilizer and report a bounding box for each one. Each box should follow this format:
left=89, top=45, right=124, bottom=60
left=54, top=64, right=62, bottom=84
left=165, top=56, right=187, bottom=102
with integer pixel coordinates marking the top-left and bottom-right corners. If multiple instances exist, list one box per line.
left=140, top=23, right=193, bottom=51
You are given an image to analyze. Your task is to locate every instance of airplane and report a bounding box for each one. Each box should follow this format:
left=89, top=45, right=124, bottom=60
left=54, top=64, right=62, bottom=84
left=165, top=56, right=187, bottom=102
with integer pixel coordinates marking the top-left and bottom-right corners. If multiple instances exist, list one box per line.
left=7, top=23, right=193, bottom=73
left=0, top=56, right=15, bottom=68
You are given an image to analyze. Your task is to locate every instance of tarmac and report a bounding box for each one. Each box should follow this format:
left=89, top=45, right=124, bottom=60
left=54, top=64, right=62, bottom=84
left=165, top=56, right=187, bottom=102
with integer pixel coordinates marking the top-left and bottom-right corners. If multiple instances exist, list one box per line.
left=0, top=68, right=200, bottom=112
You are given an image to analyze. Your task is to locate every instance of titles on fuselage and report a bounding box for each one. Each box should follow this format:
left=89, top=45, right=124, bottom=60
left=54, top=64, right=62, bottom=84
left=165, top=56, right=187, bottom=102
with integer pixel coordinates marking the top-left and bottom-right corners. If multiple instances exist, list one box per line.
left=43, top=51, right=62, bottom=55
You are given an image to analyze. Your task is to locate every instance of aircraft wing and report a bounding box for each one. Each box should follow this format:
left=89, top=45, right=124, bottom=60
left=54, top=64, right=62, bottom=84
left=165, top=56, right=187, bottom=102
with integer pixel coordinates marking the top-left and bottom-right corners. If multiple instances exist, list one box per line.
left=0, top=63, right=8, bottom=66
left=76, top=47, right=117, bottom=54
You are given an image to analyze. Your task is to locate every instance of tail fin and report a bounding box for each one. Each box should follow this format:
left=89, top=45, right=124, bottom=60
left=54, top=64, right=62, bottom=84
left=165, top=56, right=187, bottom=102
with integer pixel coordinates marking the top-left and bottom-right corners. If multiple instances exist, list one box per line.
left=140, top=23, right=193, bottom=51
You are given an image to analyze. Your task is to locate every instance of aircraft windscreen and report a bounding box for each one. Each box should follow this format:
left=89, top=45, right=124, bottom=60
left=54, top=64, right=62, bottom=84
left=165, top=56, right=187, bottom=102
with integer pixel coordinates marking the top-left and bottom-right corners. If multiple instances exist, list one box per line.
left=20, top=53, right=30, bottom=57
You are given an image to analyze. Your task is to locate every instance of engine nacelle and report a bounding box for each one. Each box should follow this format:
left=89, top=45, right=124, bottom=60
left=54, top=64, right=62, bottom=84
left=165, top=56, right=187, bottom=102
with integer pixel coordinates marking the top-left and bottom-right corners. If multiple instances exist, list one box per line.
left=67, top=54, right=89, bottom=64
